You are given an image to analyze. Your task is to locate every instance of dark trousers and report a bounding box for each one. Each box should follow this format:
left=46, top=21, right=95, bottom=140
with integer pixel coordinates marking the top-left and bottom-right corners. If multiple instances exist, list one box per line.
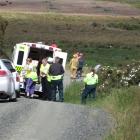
left=47, top=81, right=52, bottom=101
left=51, top=79, right=63, bottom=102
left=81, top=85, right=96, bottom=104
left=77, top=67, right=83, bottom=78
left=41, top=77, right=50, bottom=100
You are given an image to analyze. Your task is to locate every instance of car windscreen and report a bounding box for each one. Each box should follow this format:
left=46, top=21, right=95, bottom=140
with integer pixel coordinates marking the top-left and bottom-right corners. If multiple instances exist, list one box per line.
left=2, top=60, right=16, bottom=72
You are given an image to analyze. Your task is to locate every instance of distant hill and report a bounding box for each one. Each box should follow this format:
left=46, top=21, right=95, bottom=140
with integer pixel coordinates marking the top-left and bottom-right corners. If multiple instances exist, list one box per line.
left=0, top=0, right=140, bottom=16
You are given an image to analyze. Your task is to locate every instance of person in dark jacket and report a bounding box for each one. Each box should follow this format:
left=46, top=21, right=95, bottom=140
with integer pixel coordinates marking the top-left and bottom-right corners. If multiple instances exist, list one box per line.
left=49, top=57, right=64, bottom=102
left=77, top=53, right=84, bottom=78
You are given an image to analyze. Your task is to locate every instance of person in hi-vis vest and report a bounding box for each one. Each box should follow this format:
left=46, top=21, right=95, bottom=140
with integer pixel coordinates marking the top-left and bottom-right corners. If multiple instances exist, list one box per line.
left=40, top=58, right=51, bottom=100
left=49, top=57, right=64, bottom=102
left=81, top=68, right=98, bottom=104
left=23, top=58, right=38, bottom=98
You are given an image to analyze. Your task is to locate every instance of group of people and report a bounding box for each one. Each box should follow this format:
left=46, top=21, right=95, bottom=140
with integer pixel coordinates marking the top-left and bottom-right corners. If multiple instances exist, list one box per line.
left=69, top=52, right=99, bottom=104
left=21, top=51, right=99, bottom=104
left=69, top=52, right=84, bottom=79
left=21, top=57, right=64, bottom=102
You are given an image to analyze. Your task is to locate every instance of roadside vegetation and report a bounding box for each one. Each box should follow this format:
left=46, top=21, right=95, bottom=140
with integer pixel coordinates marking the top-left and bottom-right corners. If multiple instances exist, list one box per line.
left=65, top=62, right=140, bottom=139
left=65, top=84, right=140, bottom=140
left=97, top=0, right=140, bottom=8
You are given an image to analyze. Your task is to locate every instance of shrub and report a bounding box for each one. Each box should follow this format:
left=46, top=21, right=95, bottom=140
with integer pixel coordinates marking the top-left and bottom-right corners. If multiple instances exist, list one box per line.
left=98, top=62, right=140, bottom=93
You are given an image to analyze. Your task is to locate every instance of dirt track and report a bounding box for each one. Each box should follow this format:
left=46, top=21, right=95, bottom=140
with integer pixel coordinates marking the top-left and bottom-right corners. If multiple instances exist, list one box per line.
left=0, top=0, right=140, bottom=16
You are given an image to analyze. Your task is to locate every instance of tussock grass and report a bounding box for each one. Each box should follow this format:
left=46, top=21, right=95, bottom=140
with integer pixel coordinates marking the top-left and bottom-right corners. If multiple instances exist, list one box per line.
left=65, top=82, right=140, bottom=140
left=103, top=87, right=140, bottom=140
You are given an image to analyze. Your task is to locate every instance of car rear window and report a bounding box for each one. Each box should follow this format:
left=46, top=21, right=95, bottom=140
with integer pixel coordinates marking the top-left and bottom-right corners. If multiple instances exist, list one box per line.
left=2, top=60, right=16, bottom=72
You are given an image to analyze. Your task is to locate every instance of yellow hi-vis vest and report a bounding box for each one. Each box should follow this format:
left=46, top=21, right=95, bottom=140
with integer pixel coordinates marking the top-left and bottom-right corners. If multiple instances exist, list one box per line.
left=40, top=63, right=50, bottom=75
left=50, top=75, right=63, bottom=81
left=40, top=63, right=51, bottom=82
left=28, top=71, right=38, bottom=82
left=23, top=63, right=34, bottom=78
left=84, top=72, right=98, bottom=85
left=47, top=74, right=51, bottom=82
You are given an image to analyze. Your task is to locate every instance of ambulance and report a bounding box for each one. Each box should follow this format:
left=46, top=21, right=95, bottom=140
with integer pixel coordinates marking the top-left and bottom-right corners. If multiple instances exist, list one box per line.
left=12, top=42, right=67, bottom=93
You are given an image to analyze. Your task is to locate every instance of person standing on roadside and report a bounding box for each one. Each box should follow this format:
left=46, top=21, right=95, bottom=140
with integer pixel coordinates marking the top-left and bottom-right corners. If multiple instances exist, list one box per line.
left=81, top=68, right=98, bottom=104
left=21, top=58, right=33, bottom=97
left=40, top=58, right=50, bottom=100
left=69, top=54, right=78, bottom=79
left=36, top=58, right=43, bottom=83
left=77, top=53, right=84, bottom=78
left=49, top=57, right=64, bottom=102
left=25, top=66, right=38, bottom=98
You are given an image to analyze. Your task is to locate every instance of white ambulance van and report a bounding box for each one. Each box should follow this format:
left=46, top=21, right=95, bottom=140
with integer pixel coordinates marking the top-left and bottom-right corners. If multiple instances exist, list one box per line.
left=12, top=42, right=67, bottom=93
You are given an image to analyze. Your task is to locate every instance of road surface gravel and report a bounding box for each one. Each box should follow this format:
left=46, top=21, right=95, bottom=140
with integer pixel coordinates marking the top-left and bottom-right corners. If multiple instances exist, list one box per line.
left=0, top=71, right=114, bottom=140
left=0, top=98, right=114, bottom=140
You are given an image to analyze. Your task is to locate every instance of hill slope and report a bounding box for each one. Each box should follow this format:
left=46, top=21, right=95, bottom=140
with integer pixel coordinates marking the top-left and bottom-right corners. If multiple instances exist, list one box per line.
left=0, top=0, right=140, bottom=16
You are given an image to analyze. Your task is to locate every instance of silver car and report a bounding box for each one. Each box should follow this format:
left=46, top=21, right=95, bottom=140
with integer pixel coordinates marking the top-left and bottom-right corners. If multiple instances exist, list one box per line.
left=0, top=59, right=20, bottom=101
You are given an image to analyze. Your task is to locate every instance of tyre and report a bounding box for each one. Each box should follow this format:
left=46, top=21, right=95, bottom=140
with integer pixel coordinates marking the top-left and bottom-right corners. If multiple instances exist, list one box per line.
left=9, top=97, right=17, bottom=102
left=9, top=90, right=17, bottom=102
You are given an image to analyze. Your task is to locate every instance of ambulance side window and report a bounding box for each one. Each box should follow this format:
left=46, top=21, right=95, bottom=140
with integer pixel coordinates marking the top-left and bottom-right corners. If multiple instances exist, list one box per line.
left=17, top=51, right=24, bottom=65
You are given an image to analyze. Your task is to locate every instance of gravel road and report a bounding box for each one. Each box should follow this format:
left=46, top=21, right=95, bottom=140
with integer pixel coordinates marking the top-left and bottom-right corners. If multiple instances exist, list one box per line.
left=0, top=71, right=114, bottom=140
left=0, top=98, right=113, bottom=140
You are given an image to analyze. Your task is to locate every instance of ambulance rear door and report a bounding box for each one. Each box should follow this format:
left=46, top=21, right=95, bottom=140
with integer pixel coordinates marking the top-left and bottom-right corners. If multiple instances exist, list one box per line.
left=54, top=51, right=67, bottom=69
left=13, top=44, right=29, bottom=72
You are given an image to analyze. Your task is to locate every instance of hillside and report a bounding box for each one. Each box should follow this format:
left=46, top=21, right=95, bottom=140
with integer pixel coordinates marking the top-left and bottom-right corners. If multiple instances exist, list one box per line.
left=0, top=0, right=140, bottom=65
left=0, top=0, right=140, bottom=16
left=1, top=13, right=140, bottom=66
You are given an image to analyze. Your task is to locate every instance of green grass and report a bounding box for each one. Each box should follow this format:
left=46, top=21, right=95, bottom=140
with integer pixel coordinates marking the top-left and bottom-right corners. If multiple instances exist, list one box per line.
left=65, top=82, right=140, bottom=140
left=0, top=12, right=140, bottom=65
left=65, top=81, right=84, bottom=104
left=64, top=44, right=140, bottom=66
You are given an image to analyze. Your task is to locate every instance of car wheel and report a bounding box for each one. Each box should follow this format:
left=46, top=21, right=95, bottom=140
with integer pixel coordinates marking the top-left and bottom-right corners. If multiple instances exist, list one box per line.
left=9, top=90, right=17, bottom=102
left=9, top=97, right=17, bottom=102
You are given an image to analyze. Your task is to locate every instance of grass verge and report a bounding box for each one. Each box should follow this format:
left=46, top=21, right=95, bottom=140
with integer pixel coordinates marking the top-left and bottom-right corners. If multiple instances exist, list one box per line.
left=65, top=82, right=140, bottom=140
